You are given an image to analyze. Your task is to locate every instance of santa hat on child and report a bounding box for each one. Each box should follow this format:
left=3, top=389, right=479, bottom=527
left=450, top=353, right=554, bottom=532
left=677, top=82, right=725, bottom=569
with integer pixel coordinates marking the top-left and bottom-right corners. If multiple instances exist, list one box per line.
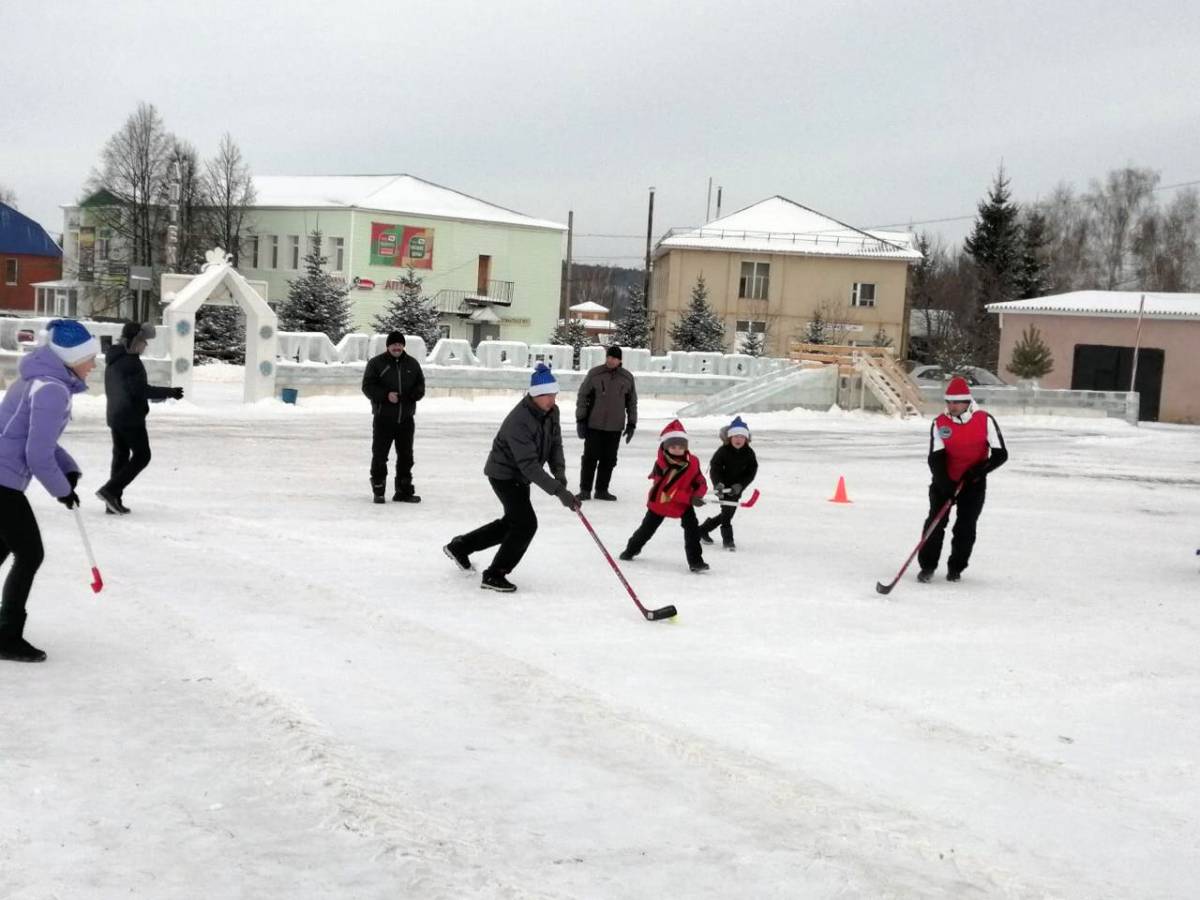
left=41, top=319, right=99, bottom=365
left=528, top=362, right=559, bottom=396
left=944, top=376, right=972, bottom=402
left=726, top=416, right=751, bottom=440
left=659, top=419, right=689, bottom=444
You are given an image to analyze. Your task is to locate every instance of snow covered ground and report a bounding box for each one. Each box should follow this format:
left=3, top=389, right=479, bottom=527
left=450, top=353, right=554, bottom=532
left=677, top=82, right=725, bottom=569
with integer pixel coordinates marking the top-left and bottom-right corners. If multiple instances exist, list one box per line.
left=3, top=371, right=1199, bottom=899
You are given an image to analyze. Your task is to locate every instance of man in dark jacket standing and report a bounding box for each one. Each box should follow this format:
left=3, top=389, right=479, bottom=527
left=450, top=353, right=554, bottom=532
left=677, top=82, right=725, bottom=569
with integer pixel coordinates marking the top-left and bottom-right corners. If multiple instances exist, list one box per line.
left=96, top=322, right=182, bottom=515
left=574, top=345, right=637, bottom=501
left=362, top=332, right=426, bottom=504
left=443, top=363, right=578, bottom=592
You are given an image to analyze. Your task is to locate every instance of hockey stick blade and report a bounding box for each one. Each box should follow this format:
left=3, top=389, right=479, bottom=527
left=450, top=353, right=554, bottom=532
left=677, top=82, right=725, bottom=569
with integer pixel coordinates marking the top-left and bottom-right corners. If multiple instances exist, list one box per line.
left=740, top=488, right=761, bottom=508
left=875, top=580, right=895, bottom=595
left=644, top=604, right=678, bottom=621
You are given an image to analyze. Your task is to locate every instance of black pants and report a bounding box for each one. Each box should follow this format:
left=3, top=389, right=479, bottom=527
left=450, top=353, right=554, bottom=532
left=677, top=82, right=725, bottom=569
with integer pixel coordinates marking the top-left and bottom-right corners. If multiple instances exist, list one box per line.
left=104, top=424, right=152, bottom=499
left=0, top=487, right=44, bottom=633
left=917, top=479, right=987, bottom=574
left=699, top=506, right=738, bottom=544
left=624, top=507, right=704, bottom=566
left=456, top=478, right=538, bottom=575
left=580, top=428, right=622, bottom=493
left=371, top=416, right=415, bottom=496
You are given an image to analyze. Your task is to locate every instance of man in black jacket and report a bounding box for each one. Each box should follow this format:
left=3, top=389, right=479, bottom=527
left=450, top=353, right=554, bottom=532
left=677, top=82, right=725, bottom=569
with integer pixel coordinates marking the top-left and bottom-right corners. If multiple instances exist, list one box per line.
left=361, top=331, right=426, bottom=504
left=574, top=345, right=637, bottom=501
left=443, top=363, right=577, bottom=592
left=96, top=322, right=183, bottom=515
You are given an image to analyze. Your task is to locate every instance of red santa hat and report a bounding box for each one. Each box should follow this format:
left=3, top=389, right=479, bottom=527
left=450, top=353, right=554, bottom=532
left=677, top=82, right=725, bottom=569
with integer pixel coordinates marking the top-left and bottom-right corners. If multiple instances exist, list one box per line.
left=944, top=376, right=973, bottom=401
left=659, top=419, right=689, bottom=444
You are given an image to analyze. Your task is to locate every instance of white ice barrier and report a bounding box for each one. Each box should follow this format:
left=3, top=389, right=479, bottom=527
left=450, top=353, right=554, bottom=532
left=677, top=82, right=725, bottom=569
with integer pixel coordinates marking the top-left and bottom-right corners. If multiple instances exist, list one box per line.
left=724, top=354, right=755, bottom=377
left=648, top=355, right=674, bottom=373
left=336, top=333, right=370, bottom=363
left=527, top=344, right=573, bottom=372
left=578, top=345, right=607, bottom=370
left=475, top=341, right=530, bottom=369
left=688, top=351, right=724, bottom=375
left=427, top=338, right=479, bottom=366
left=620, top=348, right=652, bottom=372
left=668, top=351, right=694, bottom=373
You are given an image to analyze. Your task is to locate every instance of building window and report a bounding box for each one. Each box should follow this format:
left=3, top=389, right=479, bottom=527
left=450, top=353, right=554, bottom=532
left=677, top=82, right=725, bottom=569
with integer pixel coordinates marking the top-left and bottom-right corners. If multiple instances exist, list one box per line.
left=332, top=237, right=345, bottom=272
left=739, top=261, right=769, bottom=299
left=735, top=319, right=766, bottom=335
left=4, top=259, right=16, bottom=285
left=96, top=237, right=110, bottom=261
left=851, top=282, right=876, bottom=308
left=289, top=235, right=300, bottom=269
left=269, top=235, right=279, bottom=269
left=247, top=236, right=260, bottom=268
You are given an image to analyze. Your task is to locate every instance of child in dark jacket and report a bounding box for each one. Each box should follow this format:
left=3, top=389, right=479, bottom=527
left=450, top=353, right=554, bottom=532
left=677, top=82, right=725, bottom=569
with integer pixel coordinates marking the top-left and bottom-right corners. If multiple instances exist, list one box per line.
left=699, top=416, right=758, bottom=551
left=619, top=419, right=709, bottom=572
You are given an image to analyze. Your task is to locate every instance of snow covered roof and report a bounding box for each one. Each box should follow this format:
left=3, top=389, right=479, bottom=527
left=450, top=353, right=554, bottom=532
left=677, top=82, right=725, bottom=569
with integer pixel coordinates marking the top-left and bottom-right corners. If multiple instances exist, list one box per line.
left=0, top=203, right=61, bottom=257
left=569, top=300, right=610, bottom=314
left=250, top=174, right=565, bottom=231
left=655, top=196, right=923, bottom=262
left=987, top=291, right=1200, bottom=320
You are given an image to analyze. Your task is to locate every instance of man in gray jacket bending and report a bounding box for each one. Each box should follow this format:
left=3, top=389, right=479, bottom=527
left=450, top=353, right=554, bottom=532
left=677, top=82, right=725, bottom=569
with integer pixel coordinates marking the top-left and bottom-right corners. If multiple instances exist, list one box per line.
left=443, top=363, right=578, bottom=593
left=574, top=345, right=637, bottom=501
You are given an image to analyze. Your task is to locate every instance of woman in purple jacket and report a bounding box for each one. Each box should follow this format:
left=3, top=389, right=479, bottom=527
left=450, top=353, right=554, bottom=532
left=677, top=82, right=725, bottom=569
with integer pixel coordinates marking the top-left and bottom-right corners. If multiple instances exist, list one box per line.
left=0, top=319, right=98, bottom=662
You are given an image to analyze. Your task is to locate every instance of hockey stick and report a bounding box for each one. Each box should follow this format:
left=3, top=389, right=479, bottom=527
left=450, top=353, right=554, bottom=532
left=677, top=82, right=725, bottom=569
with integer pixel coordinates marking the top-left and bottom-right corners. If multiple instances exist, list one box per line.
left=575, top=508, right=676, bottom=621
left=875, top=483, right=962, bottom=596
left=709, top=488, right=761, bottom=508
left=72, top=506, right=104, bottom=593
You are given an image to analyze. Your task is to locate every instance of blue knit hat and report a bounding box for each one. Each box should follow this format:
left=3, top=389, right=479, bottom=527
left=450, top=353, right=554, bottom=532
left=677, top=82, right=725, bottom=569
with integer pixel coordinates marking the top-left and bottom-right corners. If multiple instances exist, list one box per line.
left=528, top=362, right=559, bottom=397
left=726, top=416, right=750, bottom=440
left=43, top=319, right=99, bottom=365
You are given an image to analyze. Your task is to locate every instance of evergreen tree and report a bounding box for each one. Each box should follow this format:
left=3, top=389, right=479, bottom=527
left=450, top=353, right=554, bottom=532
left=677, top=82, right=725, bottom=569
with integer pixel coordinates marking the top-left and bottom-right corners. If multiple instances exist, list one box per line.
left=739, top=328, right=766, bottom=357
left=1006, top=324, right=1054, bottom=380
left=1018, top=210, right=1051, bottom=299
left=802, top=306, right=830, bottom=344
left=549, top=318, right=590, bottom=367
left=668, top=275, right=726, bottom=351
left=372, top=267, right=443, bottom=349
left=964, top=167, right=1025, bottom=368
left=193, top=305, right=245, bottom=364
left=612, top=285, right=652, bottom=348
left=276, top=231, right=353, bottom=342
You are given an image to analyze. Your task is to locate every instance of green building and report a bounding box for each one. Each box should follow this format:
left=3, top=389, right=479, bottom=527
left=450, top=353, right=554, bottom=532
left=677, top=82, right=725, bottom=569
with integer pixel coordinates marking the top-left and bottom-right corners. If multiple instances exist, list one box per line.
left=240, top=175, right=565, bottom=344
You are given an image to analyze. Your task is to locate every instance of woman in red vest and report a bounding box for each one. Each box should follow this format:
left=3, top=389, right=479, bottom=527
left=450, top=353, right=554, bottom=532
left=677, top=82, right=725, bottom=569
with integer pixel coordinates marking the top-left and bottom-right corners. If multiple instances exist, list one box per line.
left=917, top=377, right=1008, bottom=583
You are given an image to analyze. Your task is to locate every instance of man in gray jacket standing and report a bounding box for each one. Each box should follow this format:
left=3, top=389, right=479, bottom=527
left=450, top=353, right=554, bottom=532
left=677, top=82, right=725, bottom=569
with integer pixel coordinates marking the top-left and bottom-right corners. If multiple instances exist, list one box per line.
left=443, top=363, right=578, bottom=592
left=575, top=345, right=637, bottom=501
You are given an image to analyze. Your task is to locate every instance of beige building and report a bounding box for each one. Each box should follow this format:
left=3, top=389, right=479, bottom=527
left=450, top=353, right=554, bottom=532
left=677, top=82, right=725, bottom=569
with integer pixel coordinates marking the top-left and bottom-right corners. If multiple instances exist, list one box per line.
left=650, top=196, right=922, bottom=357
left=989, top=291, right=1200, bottom=424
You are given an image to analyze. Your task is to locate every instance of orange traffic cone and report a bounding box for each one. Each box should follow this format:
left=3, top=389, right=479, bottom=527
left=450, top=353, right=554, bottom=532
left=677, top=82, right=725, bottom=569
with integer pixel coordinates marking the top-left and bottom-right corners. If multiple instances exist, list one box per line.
left=828, top=476, right=852, bottom=504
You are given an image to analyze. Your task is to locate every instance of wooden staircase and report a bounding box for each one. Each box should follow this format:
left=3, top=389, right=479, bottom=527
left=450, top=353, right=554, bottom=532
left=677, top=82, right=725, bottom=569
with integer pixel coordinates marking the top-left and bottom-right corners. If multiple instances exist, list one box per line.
left=789, top=342, right=923, bottom=418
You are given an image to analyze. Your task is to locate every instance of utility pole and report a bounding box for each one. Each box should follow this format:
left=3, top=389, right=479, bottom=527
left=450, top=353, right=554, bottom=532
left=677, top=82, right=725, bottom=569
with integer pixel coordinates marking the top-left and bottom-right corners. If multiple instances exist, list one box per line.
left=562, top=209, right=574, bottom=322
left=705, top=177, right=712, bottom=223
left=715, top=186, right=723, bottom=220
left=643, top=187, right=655, bottom=305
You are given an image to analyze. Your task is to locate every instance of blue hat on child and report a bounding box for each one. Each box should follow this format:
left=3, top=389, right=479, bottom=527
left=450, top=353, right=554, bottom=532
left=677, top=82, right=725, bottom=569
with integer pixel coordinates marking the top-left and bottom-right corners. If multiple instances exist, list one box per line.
left=726, top=416, right=751, bottom=440
left=43, top=319, right=99, bottom=365
left=528, top=362, right=559, bottom=397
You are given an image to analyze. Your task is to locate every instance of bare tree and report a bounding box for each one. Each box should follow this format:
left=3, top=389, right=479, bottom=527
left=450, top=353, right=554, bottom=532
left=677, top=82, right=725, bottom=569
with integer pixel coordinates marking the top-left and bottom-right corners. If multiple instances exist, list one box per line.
left=86, top=102, right=173, bottom=271
left=0, top=183, right=17, bottom=207
left=1087, top=166, right=1160, bottom=289
left=1133, top=187, right=1200, bottom=292
left=201, top=133, right=256, bottom=266
left=1040, top=183, right=1094, bottom=292
left=170, top=139, right=207, bottom=273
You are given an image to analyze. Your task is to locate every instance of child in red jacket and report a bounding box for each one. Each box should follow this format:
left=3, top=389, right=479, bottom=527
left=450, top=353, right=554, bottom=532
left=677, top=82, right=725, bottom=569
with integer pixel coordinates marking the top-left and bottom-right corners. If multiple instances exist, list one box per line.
left=618, top=419, right=709, bottom=572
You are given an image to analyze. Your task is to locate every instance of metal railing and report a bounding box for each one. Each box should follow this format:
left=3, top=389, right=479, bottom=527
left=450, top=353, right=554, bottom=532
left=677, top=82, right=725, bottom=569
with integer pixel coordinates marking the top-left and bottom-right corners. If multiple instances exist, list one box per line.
left=429, top=280, right=515, bottom=315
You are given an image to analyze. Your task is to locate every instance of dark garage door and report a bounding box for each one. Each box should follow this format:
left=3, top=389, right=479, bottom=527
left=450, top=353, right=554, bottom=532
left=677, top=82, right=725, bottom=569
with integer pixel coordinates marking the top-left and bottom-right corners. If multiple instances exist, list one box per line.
left=1071, top=344, right=1164, bottom=421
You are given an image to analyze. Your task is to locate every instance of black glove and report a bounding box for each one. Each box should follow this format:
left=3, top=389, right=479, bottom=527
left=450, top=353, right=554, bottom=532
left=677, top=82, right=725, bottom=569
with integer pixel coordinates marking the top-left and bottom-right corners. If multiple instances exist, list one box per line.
left=169, top=387, right=184, bottom=400
left=576, top=421, right=587, bottom=440
left=623, top=423, right=636, bottom=444
left=691, top=495, right=705, bottom=507
left=66, top=471, right=80, bottom=488
left=556, top=485, right=579, bottom=510
left=729, top=483, right=743, bottom=496
left=57, top=490, right=80, bottom=509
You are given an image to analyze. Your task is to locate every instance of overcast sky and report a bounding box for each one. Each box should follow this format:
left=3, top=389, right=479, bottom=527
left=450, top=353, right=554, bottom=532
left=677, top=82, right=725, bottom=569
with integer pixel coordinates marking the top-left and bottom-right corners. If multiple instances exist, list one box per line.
left=3, top=0, right=1198, bottom=266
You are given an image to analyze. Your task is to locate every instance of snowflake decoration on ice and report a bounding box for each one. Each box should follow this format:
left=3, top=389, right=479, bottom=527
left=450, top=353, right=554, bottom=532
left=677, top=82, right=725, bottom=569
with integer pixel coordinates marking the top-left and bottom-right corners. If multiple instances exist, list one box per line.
left=202, top=247, right=233, bottom=271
